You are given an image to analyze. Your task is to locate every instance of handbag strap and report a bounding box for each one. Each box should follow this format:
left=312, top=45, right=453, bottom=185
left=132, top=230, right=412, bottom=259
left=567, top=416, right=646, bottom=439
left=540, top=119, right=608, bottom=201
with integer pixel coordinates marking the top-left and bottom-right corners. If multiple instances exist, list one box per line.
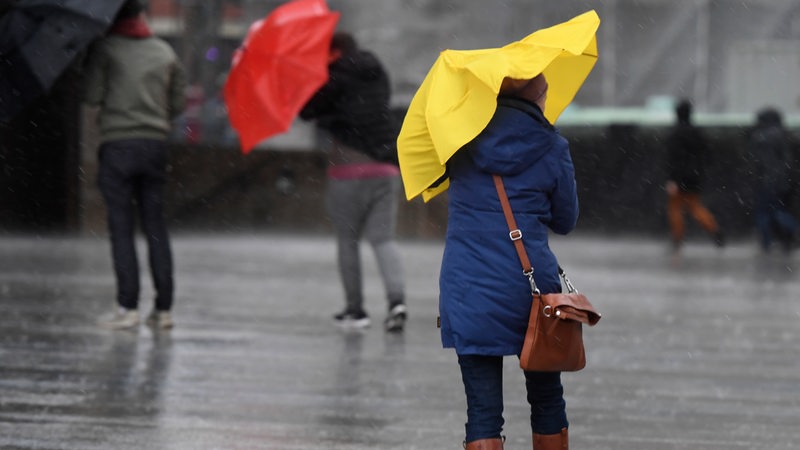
left=493, top=174, right=579, bottom=296
left=492, top=174, right=539, bottom=295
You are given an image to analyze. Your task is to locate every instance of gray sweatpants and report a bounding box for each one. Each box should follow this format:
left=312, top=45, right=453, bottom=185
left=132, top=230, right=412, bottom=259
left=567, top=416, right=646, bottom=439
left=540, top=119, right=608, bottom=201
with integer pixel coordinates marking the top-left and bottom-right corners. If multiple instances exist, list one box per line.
left=326, top=175, right=405, bottom=313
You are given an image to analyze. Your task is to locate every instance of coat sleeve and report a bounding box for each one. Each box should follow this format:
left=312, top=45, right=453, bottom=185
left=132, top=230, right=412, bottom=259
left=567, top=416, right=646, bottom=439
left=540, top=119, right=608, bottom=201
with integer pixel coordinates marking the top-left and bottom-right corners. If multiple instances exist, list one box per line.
left=300, top=56, right=374, bottom=122
left=548, top=143, right=579, bottom=235
left=299, top=64, right=349, bottom=120
left=299, top=81, right=338, bottom=120
left=665, top=131, right=680, bottom=181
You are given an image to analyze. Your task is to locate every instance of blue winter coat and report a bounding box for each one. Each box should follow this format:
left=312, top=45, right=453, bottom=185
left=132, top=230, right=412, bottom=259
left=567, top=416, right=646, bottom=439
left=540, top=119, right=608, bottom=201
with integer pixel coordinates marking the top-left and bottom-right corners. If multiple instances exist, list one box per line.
left=439, top=96, right=579, bottom=356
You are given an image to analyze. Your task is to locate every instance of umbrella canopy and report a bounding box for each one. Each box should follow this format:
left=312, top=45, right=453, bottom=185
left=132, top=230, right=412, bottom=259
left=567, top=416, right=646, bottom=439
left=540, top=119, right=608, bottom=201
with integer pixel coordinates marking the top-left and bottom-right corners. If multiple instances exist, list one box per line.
left=0, top=0, right=126, bottom=123
left=223, top=0, right=339, bottom=154
left=397, top=10, right=600, bottom=201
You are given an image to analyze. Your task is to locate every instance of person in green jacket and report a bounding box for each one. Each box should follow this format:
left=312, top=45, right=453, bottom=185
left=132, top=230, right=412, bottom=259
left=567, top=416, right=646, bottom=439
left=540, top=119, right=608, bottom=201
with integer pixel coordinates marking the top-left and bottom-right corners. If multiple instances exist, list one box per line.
left=84, top=0, right=186, bottom=330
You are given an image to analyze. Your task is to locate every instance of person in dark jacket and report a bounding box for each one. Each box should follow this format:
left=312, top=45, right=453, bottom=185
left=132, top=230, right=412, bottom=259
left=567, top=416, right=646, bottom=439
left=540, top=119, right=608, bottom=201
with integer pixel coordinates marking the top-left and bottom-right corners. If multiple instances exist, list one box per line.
left=300, top=32, right=406, bottom=332
left=665, top=99, right=724, bottom=251
left=84, top=0, right=186, bottom=330
left=440, top=74, right=576, bottom=449
left=749, top=107, right=799, bottom=253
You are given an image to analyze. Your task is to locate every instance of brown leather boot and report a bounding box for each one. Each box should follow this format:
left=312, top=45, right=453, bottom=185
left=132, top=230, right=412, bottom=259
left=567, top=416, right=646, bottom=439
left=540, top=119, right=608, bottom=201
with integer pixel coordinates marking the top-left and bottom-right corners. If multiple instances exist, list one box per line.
left=533, top=427, right=568, bottom=449
left=464, top=437, right=504, bottom=449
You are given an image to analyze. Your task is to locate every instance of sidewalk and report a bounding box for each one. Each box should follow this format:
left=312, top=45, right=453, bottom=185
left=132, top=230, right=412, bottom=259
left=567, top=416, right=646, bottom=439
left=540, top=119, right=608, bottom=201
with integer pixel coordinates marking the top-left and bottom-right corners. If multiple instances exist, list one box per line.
left=0, top=233, right=798, bottom=449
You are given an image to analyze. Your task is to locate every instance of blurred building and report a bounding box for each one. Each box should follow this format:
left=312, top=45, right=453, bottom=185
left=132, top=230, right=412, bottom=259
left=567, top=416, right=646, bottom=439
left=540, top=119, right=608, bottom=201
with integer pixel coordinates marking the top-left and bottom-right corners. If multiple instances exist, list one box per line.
left=148, top=0, right=800, bottom=121
left=3, top=0, right=800, bottom=234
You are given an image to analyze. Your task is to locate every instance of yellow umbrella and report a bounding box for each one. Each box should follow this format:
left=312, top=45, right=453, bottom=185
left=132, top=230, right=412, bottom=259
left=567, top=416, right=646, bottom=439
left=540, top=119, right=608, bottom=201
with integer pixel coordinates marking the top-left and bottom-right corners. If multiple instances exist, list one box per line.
left=397, top=10, right=600, bottom=201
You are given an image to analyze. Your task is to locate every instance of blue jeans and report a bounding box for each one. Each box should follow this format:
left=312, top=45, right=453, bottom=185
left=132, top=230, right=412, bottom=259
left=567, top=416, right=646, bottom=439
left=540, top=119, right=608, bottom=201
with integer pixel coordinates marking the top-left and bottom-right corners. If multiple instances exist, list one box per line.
left=98, top=139, right=173, bottom=311
left=458, top=354, right=567, bottom=442
left=755, top=190, right=799, bottom=251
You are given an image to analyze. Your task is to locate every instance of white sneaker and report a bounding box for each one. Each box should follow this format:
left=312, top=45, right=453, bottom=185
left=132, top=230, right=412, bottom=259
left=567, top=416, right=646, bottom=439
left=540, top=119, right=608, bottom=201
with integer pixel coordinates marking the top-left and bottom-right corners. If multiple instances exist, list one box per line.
left=384, top=303, right=407, bottom=332
left=98, top=308, right=139, bottom=330
left=146, top=311, right=174, bottom=329
left=333, top=310, right=371, bottom=329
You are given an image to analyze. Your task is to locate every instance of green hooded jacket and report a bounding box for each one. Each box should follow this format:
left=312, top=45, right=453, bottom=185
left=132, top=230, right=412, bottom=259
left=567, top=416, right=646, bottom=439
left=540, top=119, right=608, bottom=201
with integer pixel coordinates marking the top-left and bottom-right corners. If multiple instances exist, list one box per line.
left=84, top=34, right=186, bottom=142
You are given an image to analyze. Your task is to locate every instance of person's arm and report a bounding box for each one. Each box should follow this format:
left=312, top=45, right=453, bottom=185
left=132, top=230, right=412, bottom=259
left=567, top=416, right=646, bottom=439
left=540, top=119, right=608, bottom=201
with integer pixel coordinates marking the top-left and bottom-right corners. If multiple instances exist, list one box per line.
left=299, top=59, right=362, bottom=121
left=548, top=144, right=579, bottom=235
left=696, top=129, right=712, bottom=171
left=664, top=130, right=681, bottom=193
left=298, top=84, right=336, bottom=120
left=299, top=64, right=349, bottom=120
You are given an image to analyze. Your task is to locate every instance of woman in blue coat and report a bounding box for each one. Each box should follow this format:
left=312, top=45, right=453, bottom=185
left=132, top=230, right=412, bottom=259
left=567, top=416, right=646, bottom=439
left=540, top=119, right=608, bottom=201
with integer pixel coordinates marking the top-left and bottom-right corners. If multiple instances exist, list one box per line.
left=440, top=74, right=578, bottom=450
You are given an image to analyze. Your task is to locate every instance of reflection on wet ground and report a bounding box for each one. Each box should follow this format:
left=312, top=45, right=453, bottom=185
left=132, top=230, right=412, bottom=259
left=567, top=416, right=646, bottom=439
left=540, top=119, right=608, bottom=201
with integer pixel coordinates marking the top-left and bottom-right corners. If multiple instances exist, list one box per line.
left=0, top=233, right=798, bottom=449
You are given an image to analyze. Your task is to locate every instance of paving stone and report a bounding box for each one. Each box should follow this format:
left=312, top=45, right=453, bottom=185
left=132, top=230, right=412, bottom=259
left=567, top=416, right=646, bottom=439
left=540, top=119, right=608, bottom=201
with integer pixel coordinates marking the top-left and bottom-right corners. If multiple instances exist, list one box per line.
left=0, top=233, right=797, bottom=449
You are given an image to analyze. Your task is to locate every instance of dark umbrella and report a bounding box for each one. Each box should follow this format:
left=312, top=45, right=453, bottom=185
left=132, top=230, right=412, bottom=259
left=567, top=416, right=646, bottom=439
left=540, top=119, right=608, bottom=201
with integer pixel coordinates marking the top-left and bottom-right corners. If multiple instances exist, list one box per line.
left=0, top=0, right=126, bottom=123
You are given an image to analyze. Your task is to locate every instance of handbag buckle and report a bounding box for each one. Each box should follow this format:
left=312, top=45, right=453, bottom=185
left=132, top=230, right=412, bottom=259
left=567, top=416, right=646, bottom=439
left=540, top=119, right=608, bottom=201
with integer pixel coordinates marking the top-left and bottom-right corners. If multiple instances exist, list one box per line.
left=543, top=305, right=553, bottom=317
left=524, top=270, right=540, bottom=295
left=558, top=266, right=578, bottom=294
left=509, top=229, right=522, bottom=241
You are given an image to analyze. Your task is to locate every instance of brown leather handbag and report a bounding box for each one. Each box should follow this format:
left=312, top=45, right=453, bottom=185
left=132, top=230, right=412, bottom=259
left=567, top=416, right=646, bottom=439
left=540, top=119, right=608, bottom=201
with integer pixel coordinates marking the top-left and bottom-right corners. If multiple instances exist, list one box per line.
left=493, top=175, right=601, bottom=372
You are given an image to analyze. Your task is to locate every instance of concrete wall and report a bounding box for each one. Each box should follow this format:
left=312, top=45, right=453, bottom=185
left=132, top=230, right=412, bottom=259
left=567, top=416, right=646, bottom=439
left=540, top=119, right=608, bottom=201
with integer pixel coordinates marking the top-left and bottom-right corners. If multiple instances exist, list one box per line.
left=567, top=125, right=758, bottom=238
left=73, top=125, right=796, bottom=241
left=162, top=145, right=450, bottom=239
left=8, top=100, right=793, bottom=240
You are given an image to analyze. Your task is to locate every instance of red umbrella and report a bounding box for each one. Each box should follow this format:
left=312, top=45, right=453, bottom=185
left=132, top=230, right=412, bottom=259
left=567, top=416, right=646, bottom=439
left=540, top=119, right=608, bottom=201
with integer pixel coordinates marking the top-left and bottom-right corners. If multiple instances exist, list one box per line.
left=224, top=0, right=339, bottom=154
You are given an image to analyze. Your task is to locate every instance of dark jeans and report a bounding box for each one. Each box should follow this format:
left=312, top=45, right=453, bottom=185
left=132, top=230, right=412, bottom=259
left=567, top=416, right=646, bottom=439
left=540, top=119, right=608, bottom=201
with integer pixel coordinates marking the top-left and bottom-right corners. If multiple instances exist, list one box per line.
left=98, top=139, right=173, bottom=311
left=458, top=354, right=567, bottom=442
left=755, top=190, right=799, bottom=251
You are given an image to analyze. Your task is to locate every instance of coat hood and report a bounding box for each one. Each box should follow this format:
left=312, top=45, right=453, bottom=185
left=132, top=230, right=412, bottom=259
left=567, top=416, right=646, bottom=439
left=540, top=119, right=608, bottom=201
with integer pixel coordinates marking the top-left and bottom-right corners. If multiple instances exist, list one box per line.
left=465, top=96, right=557, bottom=176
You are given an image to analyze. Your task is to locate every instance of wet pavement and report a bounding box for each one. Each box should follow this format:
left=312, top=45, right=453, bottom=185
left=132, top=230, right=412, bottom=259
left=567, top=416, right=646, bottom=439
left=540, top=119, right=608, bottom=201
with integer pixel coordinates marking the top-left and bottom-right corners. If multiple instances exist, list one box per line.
left=1, top=232, right=798, bottom=449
